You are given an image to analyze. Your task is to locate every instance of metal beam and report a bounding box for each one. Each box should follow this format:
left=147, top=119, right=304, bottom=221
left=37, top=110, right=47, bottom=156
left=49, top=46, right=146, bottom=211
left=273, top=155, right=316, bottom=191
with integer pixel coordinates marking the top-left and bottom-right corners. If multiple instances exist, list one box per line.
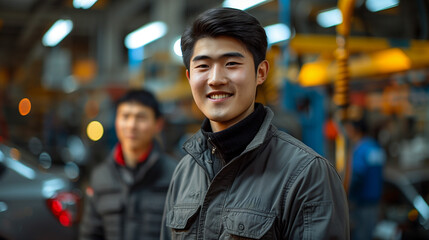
left=299, top=47, right=429, bottom=86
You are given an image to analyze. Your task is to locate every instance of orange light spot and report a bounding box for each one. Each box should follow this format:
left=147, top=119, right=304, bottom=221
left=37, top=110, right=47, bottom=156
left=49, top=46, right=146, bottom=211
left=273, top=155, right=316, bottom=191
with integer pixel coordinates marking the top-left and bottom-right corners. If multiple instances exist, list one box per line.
left=87, top=121, right=104, bottom=141
left=19, top=98, right=31, bottom=116
left=299, top=60, right=331, bottom=86
left=408, top=209, right=419, bottom=222
left=10, top=148, right=21, bottom=160
left=372, top=48, right=411, bottom=73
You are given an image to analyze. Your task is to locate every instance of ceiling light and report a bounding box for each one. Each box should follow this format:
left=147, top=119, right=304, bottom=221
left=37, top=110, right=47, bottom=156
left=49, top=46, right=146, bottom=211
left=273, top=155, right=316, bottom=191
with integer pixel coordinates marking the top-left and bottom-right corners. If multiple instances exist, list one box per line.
left=317, top=8, right=343, bottom=28
left=124, top=21, right=168, bottom=49
left=222, top=0, right=272, bottom=10
left=366, top=0, right=399, bottom=12
left=73, top=0, right=98, bottom=9
left=264, top=23, right=291, bottom=45
left=42, top=19, right=73, bottom=47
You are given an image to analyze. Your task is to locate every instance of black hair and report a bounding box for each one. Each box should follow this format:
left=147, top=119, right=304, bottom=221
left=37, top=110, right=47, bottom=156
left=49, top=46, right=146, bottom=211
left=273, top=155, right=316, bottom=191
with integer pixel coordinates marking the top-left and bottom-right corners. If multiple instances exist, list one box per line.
left=181, top=7, right=267, bottom=71
left=115, top=89, right=162, bottom=119
left=345, top=108, right=368, bottom=135
left=349, top=117, right=368, bottom=134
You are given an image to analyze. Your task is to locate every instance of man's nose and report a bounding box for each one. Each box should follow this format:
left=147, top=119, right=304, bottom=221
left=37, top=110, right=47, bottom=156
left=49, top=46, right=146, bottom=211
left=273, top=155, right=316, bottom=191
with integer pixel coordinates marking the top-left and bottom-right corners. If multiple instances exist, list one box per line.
left=208, top=64, right=227, bottom=86
left=126, top=117, right=138, bottom=128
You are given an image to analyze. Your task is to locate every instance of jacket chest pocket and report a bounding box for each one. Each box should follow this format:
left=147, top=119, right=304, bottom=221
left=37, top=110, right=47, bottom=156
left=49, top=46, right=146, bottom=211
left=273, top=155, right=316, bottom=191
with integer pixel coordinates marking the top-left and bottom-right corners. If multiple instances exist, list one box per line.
left=166, top=205, right=200, bottom=239
left=221, top=209, right=276, bottom=240
left=96, top=193, right=123, bottom=215
left=95, top=193, right=123, bottom=234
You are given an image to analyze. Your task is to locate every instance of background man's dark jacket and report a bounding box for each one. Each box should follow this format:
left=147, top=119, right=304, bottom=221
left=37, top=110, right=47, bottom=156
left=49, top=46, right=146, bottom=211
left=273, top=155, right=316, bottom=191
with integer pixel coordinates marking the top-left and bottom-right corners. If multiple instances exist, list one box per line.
left=80, top=142, right=177, bottom=240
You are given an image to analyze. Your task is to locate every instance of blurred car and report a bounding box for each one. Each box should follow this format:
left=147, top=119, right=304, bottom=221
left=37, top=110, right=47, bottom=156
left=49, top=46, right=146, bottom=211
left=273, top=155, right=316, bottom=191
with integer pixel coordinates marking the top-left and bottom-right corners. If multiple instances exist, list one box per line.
left=374, top=165, right=429, bottom=240
left=0, top=142, right=82, bottom=240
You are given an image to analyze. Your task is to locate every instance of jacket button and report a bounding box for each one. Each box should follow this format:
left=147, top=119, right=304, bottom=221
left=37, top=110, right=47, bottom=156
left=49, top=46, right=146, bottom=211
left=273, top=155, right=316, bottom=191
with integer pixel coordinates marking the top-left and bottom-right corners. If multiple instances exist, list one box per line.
left=238, top=223, right=245, bottom=231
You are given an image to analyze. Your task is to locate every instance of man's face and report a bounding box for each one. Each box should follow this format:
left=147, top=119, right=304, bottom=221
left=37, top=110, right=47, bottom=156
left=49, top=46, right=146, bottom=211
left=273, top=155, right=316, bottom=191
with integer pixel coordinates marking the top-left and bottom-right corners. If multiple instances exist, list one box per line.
left=115, top=102, right=161, bottom=151
left=187, top=36, right=268, bottom=132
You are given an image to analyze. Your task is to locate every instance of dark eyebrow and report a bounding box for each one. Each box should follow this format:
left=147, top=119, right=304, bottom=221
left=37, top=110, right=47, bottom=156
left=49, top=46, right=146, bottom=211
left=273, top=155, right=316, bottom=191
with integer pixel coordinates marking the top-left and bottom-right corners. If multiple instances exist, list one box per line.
left=192, top=52, right=245, bottom=62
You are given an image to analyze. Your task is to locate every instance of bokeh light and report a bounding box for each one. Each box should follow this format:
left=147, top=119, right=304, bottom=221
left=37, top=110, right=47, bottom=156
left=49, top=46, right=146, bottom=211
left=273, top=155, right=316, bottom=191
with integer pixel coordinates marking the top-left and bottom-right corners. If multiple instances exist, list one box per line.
left=29, top=137, right=43, bottom=155
left=39, top=152, right=52, bottom=169
left=10, top=148, right=21, bottom=160
left=86, top=121, right=104, bottom=141
left=64, top=161, right=80, bottom=180
left=19, top=98, right=31, bottom=116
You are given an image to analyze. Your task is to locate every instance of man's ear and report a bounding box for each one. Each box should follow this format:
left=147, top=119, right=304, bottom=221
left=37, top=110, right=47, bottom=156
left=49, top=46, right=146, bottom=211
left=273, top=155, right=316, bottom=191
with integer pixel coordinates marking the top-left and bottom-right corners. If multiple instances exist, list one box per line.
left=186, top=69, right=190, bottom=80
left=256, top=60, right=269, bottom=85
left=155, top=118, right=165, bottom=134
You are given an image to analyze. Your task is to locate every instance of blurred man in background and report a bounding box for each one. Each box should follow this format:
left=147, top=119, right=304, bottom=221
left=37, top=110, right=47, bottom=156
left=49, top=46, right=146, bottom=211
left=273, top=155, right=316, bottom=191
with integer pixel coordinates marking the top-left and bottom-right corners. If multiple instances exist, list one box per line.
left=345, top=106, right=386, bottom=240
left=79, top=89, right=177, bottom=240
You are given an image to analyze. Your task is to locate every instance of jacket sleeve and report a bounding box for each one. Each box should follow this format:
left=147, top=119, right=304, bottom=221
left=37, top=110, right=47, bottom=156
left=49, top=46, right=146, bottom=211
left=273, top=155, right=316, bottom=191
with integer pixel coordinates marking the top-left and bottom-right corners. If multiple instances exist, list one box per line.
left=79, top=186, right=104, bottom=240
left=160, top=167, right=176, bottom=240
left=284, top=157, right=350, bottom=240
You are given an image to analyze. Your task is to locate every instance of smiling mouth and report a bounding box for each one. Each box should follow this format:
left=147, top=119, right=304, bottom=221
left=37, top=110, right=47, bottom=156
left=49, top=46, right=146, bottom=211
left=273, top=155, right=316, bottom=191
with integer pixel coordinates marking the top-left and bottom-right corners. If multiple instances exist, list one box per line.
left=208, top=93, right=233, bottom=100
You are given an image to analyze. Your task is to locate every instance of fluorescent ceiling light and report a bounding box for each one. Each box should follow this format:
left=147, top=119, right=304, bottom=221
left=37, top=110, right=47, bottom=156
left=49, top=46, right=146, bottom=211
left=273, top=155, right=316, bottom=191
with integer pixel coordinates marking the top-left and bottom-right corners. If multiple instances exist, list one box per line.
left=317, top=8, right=343, bottom=28
left=222, top=0, right=272, bottom=10
left=173, top=37, right=182, bottom=57
left=264, top=23, right=291, bottom=45
left=124, top=21, right=168, bottom=49
left=73, top=0, right=98, bottom=9
left=366, top=0, right=399, bottom=12
left=413, top=195, right=429, bottom=220
left=42, top=19, right=73, bottom=47
left=4, top=156, right=36, bottom=180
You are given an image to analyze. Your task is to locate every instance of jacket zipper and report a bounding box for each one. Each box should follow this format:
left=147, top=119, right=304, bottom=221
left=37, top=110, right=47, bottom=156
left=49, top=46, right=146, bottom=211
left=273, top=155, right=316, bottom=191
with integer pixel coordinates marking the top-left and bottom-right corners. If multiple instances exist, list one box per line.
left=208, top=137, right=216, bottom=155
left=208, top=137, right=226, bottom=167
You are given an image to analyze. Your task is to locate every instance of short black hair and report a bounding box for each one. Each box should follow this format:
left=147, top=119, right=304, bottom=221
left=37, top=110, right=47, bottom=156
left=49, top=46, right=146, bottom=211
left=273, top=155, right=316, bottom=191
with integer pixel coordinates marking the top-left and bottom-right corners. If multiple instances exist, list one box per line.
left=181, top=7, right=267, bottom=71
left=115, top=89, right=162, bottom=119
left=348, top=117, right=368, bottom=134
left=345, top=106, right=368, bottom=134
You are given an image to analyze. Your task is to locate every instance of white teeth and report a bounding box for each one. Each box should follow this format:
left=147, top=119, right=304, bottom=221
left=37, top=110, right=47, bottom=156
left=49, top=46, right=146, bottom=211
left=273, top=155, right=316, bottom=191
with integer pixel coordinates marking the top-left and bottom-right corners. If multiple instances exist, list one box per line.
left=210, top=94, right=230, bottom=99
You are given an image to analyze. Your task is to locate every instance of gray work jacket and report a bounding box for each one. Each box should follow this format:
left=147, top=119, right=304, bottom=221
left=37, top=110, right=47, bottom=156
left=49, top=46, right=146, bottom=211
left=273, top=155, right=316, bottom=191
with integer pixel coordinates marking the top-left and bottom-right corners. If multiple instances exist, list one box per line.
left=162, top=107, right=349, bottom=239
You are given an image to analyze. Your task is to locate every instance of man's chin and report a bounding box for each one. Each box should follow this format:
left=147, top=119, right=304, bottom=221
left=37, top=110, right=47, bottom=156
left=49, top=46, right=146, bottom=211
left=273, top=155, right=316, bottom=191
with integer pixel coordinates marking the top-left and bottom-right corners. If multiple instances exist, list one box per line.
left=205, top=109, right=230, bottom=122
left=207, top=115, right=230, bottom=123
left=122, top=142, right=142, bottom=150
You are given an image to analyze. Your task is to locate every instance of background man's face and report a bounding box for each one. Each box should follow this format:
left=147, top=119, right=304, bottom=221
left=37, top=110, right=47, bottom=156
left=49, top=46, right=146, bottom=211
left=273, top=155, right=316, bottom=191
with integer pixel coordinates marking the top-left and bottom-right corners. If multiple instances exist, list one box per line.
left=115, top=102, right=160, bottom=151
left=187, top=36, right=266, bottom=132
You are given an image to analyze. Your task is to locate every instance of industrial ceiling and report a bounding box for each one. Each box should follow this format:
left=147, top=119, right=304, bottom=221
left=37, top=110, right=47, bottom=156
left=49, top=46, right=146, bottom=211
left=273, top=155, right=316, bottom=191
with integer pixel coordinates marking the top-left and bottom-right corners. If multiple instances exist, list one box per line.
left=0, top=0, right=428, bottom=85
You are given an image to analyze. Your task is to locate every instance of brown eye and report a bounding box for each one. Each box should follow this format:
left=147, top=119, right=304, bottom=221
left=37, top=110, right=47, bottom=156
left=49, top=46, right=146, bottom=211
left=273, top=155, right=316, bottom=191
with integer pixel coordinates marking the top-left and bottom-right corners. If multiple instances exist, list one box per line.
left=196, top=64, right=209, bottom=68
left=226, top=62, right=239, bottom=66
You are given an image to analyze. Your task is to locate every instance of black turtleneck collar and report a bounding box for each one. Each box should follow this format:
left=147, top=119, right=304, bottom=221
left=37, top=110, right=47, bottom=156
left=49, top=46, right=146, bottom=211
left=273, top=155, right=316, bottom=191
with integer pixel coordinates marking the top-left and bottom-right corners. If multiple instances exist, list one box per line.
left=201, top=103, right=266, bottom=163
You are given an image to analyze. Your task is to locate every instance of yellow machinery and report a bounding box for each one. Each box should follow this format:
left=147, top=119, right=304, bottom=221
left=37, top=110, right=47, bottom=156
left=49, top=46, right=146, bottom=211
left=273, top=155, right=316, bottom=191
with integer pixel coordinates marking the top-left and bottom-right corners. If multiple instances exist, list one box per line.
left=335, top=0, right=355, bottom=191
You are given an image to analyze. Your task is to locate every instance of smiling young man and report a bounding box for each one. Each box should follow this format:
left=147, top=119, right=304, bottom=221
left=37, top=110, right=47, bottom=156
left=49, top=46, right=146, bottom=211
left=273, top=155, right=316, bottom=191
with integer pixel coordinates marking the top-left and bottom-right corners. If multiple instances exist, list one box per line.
left=79, top=89, right=177, bottom=240
left=162, top=8, right=349, bottom=239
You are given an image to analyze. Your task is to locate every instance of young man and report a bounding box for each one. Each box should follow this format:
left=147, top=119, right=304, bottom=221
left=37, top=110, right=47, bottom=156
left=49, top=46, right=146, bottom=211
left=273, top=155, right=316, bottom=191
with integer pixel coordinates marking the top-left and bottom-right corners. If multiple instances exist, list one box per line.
left=79, top=89, right=177, bottom=240
left=161, top=7, right=349, bottom=239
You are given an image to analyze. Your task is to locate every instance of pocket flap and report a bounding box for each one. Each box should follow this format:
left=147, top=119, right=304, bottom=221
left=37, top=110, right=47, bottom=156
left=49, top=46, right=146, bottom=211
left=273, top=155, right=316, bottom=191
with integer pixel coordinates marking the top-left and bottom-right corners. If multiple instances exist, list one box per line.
left=223, top=210, right=275, bottom=239
left=166, top=205, right=200, bottom=230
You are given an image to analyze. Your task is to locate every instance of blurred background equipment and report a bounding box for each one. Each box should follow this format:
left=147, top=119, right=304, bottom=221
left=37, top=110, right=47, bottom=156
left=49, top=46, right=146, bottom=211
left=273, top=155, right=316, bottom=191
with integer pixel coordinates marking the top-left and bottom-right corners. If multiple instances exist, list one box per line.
left=1, top=0, right=429, bottom=239
left=0, top=142, right=82, bottom=240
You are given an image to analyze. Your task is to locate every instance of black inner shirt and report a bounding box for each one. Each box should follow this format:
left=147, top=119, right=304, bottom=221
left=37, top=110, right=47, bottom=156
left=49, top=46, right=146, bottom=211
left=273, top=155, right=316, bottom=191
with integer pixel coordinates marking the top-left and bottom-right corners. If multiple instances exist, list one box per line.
left=201, top=103, right=266, bottom=163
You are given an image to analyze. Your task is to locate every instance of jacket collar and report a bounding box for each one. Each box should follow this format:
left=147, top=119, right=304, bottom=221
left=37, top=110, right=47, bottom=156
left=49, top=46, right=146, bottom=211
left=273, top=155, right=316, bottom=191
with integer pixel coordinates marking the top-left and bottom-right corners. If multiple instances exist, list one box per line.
left=200, top=103, right=266, bottom=162
left=183, top=106, right=275, bottom=163
left=111, top=141, right=161, bottom=186
left=114, top=143, right=153, bottom=167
